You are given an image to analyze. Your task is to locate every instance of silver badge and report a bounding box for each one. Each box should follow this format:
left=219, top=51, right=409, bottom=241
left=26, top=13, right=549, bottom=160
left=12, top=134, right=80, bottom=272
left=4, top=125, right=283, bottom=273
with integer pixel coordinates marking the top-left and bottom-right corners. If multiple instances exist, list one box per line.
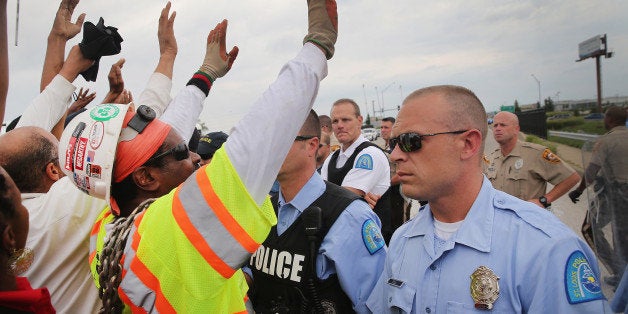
left=514, top=158, right=523, bottom=170
left=470, top=266, right=500, bottom=310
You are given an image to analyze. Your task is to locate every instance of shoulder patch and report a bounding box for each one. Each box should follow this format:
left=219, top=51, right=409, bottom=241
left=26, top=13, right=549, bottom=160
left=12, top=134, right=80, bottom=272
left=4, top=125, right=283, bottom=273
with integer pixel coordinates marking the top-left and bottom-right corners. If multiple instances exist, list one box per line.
left=482, top=155, right=490, bottom=165
left=362, top=219, right=385, bottom=254
left=542, top=148, right=561, bottom=163
left=564, top=250, right=604, bottom=304
left=355, top=154, right=374, bottom=170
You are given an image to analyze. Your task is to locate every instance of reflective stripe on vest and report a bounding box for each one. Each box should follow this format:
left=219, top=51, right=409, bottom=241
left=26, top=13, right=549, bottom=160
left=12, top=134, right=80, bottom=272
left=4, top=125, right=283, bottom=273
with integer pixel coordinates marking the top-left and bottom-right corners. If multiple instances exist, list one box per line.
left=89, top=208, right=114, bottom=290
left=117, top=149, right=276, bottom=312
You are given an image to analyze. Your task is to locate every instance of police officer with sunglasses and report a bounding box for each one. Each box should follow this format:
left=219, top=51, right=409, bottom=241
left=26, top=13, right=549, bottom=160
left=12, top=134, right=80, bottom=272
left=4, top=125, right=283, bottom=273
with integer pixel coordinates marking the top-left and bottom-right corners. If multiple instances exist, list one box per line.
left=366, top=85, right=608, bottom=313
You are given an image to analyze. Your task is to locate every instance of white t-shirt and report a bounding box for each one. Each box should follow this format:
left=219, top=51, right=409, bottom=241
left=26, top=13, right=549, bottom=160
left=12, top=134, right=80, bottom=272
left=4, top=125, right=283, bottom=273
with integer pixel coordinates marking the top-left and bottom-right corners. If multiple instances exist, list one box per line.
left=22, top=177, right=107, bottom=313
left=321, top=135, right=390, bottom=195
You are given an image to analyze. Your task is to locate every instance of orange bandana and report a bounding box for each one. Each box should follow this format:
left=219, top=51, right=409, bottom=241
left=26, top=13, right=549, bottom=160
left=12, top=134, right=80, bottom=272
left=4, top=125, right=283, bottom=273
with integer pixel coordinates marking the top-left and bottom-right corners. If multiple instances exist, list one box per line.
left=113, top=109, right=171, bottom=183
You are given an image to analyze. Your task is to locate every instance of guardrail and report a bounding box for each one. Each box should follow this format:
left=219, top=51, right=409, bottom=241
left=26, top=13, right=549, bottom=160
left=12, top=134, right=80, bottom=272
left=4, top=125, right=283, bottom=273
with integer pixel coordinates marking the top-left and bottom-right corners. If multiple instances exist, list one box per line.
left=548, top=130, right=599, bottom=142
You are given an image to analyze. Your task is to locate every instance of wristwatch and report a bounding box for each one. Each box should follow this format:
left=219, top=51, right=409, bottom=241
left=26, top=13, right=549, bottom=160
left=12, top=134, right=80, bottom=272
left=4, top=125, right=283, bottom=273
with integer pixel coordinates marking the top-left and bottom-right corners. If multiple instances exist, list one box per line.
left=539, top=196, right=550, bottom=208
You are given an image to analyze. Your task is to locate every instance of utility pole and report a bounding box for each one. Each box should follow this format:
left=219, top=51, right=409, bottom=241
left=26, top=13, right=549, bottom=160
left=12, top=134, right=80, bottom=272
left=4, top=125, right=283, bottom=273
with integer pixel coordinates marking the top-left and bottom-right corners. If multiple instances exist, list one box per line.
left=531, top=74, right=541, bottom=108
left=577, top=34, right=613, bottom=113
left=381, top=82, right=395, bottom=115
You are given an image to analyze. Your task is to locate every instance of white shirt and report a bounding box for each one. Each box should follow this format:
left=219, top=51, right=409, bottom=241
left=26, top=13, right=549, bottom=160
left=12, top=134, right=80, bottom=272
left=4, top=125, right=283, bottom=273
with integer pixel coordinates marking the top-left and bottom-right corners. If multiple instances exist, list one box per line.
left=321, top=135, right=390, bottom=195
left=21, top=177, right=107, bottom=314
left=226, top=42, right=328, bottom=205
left=16, top=75, right=76, bottom=131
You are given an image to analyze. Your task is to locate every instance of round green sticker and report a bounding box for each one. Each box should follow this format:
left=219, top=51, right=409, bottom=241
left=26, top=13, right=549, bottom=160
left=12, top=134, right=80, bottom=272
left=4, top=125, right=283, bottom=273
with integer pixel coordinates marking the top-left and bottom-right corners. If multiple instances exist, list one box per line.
left=90, top=105, right=121, bottom=122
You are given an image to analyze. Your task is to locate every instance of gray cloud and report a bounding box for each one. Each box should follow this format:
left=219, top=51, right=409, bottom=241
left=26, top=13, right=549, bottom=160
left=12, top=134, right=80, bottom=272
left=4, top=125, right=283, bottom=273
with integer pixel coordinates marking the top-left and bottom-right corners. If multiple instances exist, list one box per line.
left=4, top=0, right=626, bottom=132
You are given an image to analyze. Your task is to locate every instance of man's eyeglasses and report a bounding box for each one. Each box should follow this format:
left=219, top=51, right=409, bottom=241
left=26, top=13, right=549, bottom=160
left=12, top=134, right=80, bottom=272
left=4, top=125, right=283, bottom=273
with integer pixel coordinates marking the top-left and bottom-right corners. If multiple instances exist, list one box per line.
left=389, top=130, right=468, bottom=153
left=145, top=142, right=189, bottom=164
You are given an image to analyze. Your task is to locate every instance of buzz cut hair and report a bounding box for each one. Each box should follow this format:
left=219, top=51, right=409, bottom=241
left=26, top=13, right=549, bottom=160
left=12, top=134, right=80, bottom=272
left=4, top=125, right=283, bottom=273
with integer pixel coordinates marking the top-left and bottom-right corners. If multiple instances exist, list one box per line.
left=404, top=85, right=488, bottom=147
left=301, top=109, right=321, bottom=138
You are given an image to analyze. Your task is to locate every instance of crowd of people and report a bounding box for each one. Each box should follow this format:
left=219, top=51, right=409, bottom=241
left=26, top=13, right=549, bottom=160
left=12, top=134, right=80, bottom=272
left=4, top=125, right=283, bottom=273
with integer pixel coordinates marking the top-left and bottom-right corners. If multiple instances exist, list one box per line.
left=0, top=0, right=625, bottom=313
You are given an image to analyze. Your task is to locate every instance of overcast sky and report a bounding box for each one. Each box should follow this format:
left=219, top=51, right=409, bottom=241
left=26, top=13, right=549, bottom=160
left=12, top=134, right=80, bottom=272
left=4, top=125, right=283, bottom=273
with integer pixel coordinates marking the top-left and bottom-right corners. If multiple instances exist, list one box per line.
left=3, top=0, right=627, bottom=132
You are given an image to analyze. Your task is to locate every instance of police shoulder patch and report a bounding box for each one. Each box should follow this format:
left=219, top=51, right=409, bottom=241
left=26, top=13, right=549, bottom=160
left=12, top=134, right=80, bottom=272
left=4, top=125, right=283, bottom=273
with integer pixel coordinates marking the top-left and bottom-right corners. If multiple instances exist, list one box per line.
left=355, top=154, right=374, bottom=170
left=564, top=250, right=604, bottom=304
left=362, top=219, right=385, bottom=254
left=542, top=148, right=561, bottom=163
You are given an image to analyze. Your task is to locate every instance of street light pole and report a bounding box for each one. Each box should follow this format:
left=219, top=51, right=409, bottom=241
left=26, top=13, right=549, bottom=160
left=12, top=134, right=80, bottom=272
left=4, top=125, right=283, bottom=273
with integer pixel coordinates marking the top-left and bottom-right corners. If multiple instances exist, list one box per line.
left=381, top=82, right=396, bottom=115
left=531, top=74, right=541, bottom=108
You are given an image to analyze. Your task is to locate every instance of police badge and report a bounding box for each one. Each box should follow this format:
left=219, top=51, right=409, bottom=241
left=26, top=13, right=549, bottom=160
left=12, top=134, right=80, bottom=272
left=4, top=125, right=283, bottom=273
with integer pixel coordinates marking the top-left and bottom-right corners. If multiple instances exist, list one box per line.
left=470, top=266, right=500, bottom=310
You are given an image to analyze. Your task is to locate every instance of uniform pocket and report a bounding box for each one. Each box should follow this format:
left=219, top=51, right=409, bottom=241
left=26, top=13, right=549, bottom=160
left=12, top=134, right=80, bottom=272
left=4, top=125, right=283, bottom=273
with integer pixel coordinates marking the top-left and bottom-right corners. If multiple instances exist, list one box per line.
left=386, top=281, right=416, bottom=313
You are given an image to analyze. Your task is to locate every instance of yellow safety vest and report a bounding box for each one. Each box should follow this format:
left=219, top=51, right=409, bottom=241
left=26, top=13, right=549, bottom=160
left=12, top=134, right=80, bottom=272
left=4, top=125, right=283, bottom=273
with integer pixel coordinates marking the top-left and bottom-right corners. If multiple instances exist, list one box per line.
left=90, top=148, right=276, bottom=313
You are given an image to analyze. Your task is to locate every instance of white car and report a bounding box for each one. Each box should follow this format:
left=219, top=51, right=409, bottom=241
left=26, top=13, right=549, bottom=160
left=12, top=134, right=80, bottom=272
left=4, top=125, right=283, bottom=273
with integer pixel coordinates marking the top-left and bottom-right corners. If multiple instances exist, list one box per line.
left=362, top=128, right=377, bottom=141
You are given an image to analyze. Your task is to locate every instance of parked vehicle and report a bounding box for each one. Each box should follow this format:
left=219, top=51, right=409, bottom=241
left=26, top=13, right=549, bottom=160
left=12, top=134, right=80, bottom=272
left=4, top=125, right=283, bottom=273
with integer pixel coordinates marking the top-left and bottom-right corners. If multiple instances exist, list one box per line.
left=362, top=128, right=378, bottom=141
left=583, top=113, right=604, bottom=120
left=548, top=114, right=571, bottom=120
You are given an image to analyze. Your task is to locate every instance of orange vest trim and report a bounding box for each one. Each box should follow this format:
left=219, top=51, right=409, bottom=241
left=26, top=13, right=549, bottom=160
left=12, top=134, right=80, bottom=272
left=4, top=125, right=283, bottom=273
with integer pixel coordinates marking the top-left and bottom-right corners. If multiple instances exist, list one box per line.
left=129, top=237, right=176, bottom=313
left=118, top=286, right=147, bottom=314
left=92, top=211, right=112, bottom=236
left=172, top=189, right=236, bottom=278
left=89, top=250, right=97, bottom=265
left=194, top=169, right=260, bottom=252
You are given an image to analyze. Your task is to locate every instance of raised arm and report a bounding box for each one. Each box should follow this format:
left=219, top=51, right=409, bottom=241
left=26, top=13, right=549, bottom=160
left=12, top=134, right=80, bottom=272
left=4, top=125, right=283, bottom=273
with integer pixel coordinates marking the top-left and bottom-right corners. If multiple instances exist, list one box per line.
left=40, top=0, right=85, bottom=91
left=17, top=45, right=93, bottom=133
left=160, top=19, right=238, bottom=141
left=226, top=0, right=337, bottom=205
left=137, top=2, right=177, bottom=117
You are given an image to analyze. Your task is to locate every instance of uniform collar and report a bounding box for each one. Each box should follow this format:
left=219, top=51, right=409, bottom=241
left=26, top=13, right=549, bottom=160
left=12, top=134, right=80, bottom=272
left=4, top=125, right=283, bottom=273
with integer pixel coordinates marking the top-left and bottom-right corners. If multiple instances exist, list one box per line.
left=401, top=176, right=495, bottom=253
left=339, top=135, right=367, bottom=157
left=500, top=140, right=523, bottom=158
left=278, top=172, right=326, bottom=213
left=608, top=125, right=627, bottom=134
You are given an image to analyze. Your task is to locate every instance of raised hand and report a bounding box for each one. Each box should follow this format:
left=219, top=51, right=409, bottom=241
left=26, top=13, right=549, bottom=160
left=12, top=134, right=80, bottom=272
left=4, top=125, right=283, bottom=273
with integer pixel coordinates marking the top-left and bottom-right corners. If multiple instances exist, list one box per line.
left=303, top=0, right=338, bottom=59
left=158, top=2, right=177, bottom=59
left=199, top=20, right=239, bottom=81
left=69, top=87, right=96, bottom=113
left=51, top=0, right=85, bottom=40
left=102, top=58, right=125, bottom=104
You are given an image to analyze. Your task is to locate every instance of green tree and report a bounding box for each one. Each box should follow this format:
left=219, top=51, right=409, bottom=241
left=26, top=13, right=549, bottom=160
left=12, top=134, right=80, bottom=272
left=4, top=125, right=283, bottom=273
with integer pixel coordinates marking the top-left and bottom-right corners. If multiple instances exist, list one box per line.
left=365, top=114, right=372, bottom=127
left=514, top=100, right=521, bottom=113
left=543, top=97, right=554, bottom=112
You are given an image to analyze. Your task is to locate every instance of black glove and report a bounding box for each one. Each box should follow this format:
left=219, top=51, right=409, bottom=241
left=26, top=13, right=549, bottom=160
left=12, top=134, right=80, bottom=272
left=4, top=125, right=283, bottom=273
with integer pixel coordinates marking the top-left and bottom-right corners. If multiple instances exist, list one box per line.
left=78, top=18, right=123, bottom=81
left=568, top=190, right=582, bottom=204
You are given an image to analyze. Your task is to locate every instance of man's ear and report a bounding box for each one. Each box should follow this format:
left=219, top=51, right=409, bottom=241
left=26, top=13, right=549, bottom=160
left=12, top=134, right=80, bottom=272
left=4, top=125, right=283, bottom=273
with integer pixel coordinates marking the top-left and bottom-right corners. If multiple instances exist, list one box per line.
left=131, top=166, right=160, bottom=192
left=2, top=224, right=16, bottom=253
left=45, top=162, right=62, bottom=182
left=460, top=129, right=483, bottom=160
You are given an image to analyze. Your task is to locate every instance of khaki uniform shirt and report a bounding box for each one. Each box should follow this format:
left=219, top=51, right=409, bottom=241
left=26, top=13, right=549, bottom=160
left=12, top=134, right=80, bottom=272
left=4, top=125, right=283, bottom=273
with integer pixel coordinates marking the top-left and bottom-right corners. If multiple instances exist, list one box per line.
left=484, top=141, right=575, bottom=200
left=590, top=126, right=628, bottom=184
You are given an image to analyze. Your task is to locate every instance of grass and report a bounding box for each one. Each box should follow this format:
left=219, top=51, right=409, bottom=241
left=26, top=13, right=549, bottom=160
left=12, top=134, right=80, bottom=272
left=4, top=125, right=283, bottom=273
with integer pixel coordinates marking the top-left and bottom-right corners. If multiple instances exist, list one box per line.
left=547, top=136, right=585, bottom=149
left=526, top=135, right=557, bottom=153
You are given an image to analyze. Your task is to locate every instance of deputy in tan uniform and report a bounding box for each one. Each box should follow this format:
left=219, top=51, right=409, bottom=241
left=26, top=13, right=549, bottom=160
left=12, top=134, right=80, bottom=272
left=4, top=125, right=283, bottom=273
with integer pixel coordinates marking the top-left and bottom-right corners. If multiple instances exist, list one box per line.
left=484, top=111, right=580, bottom=209
left=569, top=106, right=628, bottom=287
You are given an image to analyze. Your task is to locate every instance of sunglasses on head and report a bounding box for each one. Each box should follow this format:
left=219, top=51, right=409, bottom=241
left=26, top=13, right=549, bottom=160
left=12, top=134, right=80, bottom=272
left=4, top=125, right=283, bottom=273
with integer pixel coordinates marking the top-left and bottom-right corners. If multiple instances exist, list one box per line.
left=145, top=142, right=189, bottom=164
left=389, top=130, right=468, bottom=152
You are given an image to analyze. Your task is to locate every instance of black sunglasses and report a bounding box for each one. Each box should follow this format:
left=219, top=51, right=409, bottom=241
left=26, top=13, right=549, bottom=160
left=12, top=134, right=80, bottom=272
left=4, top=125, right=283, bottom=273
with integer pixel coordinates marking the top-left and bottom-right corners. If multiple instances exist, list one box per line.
left=295, top=135, right=317, bottom=141
left=389, top=130, right=468, bottom=153
left=145, top=142, right=189, bottom=164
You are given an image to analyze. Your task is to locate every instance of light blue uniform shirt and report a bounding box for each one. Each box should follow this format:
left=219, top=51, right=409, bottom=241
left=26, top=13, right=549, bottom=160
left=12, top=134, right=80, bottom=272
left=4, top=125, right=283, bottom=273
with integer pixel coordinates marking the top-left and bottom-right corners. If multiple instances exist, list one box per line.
left=276, top=172, right=386, bottom=313
left=366, top=176, right=609, bottom=313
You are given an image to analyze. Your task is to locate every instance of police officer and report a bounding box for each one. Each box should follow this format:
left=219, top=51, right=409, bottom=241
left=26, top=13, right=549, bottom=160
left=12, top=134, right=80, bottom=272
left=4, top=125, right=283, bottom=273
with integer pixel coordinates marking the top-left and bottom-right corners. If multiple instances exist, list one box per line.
left=485, top=111, right=580, bottom=209
left=245, top=110, right=385, bottom=313
left=570, top=106, right=628, bottom=288
left=197, top=131, right=228, bottom=166
left=366, top=85, right=608, bottom=313
left=320, top=99, right=391, bottom=239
